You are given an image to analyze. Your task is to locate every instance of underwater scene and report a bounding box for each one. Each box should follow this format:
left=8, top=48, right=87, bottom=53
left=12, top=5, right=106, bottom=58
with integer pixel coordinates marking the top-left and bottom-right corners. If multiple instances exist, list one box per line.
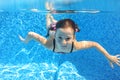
left=0, top=0, right=120, bottom=80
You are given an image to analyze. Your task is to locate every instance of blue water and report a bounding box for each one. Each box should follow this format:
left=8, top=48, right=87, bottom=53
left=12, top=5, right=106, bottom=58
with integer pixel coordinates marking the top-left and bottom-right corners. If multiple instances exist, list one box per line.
left=0, top=0, right=120, bottom=80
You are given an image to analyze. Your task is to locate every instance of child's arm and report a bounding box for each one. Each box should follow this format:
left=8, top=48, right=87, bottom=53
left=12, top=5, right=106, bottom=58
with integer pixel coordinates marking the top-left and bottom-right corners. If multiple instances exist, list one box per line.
left=75, top=41, right=120, bottom=68
left=19, top=32, right=47, bottom=45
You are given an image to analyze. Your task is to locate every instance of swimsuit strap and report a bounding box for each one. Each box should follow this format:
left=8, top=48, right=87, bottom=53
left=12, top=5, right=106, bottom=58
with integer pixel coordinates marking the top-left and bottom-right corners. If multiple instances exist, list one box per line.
left=53, top=39, right=55, bottom=52
left=70, top=41, right=74, bottom=53
left=52, top=39, right=74, bottom=53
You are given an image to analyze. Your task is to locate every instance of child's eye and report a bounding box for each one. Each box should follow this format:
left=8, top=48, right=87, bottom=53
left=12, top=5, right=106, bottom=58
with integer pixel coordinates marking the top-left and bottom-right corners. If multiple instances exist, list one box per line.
left=66, top=38, right=70, bottom=41
left=59, top=37, right=62, bottom=39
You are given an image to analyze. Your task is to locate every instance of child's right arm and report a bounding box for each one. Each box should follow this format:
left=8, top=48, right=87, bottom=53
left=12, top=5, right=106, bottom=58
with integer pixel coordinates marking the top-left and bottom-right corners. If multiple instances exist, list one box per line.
left=75, top=41, right=120, bottom=68
left=19, top=32, right=47, bottom=45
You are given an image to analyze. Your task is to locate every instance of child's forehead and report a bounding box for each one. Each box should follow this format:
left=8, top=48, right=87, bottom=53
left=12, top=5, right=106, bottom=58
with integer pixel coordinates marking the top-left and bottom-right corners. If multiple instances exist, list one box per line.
left=56, top=28, right=74, bottom=36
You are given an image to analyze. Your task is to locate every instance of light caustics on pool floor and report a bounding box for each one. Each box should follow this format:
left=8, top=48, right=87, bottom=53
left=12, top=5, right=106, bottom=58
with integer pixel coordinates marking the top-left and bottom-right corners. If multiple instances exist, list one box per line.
left=0, top=61, right=86, bottom=80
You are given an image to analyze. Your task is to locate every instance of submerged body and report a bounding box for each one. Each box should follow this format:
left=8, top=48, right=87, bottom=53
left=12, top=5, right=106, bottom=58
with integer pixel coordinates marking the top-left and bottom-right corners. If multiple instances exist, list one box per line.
left=19, top=2, right=120, bottom=68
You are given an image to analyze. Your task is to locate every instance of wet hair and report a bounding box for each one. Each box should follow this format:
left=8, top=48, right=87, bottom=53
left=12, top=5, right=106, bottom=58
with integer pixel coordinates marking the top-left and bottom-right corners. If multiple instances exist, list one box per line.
left=56, top=19, right=80, bottom=34
left=46, top=19, right=80, bottom=37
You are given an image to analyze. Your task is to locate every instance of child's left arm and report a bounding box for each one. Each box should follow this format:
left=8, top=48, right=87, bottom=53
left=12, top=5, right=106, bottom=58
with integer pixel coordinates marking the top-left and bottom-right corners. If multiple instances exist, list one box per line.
left=76, top=41, right=120, bottom=68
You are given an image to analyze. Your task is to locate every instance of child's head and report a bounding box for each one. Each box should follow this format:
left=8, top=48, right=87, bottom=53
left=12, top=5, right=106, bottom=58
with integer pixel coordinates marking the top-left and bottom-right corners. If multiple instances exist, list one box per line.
left=55, top=19, right=80, bottom=49
left=55, top=19, right=80, bottom=34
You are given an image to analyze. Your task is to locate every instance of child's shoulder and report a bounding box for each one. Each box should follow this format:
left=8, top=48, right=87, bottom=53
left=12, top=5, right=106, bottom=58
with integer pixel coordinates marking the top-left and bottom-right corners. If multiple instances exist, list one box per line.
left=44, top=38, right=54, bottom=50
left=73, top=40, right=84, bottom=50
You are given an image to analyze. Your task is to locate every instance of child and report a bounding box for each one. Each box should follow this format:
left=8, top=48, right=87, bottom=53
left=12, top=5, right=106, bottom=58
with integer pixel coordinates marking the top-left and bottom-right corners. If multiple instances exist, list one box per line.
left=19, top=13, right=120, bottom=68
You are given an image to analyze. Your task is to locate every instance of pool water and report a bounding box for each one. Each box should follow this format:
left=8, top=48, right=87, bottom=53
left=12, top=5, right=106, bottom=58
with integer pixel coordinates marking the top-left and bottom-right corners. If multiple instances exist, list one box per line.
left=0, top=0, right=120, bottom=80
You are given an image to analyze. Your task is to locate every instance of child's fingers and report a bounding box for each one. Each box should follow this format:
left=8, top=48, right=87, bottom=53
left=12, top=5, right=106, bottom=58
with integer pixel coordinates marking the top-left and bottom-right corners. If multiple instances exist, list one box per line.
left=116, top=62, right=120, bottom=67
left=118, top=61, right=120, bottom=64
left=19, top=35, right=23, bottom=40
left=109, top=62, right=114, bottom=68
left=116, top=54, right=120, bottom=57
left=18, top=35, right=25, bottom=42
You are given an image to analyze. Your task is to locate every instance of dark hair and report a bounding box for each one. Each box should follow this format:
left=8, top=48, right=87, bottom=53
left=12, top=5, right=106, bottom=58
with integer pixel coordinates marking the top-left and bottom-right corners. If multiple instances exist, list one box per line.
left=56, top=19, right=80, bottom=34
left=46, top=19, right=80, bottom=37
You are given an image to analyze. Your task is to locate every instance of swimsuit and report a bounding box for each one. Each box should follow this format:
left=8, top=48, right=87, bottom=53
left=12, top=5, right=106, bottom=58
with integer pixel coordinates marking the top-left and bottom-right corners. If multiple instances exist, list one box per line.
left=52, top=39, right=74, bottom=54
left=46, top=22, right=57, bottom=37
left=49, top=22, right=57, bottom=31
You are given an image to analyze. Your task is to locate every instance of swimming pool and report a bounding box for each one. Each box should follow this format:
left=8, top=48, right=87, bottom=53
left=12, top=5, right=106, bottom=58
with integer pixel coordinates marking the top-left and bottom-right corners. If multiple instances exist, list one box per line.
left=0, top=0, right=120, bottom=80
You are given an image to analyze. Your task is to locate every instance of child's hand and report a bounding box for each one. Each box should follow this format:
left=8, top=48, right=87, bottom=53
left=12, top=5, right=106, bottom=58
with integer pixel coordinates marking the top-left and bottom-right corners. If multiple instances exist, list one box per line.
left=18, top=35, right=27, bottom=43
left=108, top=54, right=120, bottom=68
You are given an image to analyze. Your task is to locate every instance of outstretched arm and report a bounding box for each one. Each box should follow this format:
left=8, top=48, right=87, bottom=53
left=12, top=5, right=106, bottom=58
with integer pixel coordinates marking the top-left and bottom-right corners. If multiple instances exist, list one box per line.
left=75, top=41, right=120, bottom=68
left=19, top=32, right=47, bottom=45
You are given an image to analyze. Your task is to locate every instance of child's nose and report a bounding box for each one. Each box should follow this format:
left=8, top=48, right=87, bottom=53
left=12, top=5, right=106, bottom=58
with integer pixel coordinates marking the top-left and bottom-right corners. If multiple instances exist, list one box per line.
left=62, top=40, right=67, bottom=45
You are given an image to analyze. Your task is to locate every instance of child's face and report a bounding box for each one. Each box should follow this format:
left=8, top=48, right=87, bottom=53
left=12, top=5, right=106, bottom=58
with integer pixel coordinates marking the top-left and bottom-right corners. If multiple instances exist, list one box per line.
left=55, top=27, right=75, bottom=49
